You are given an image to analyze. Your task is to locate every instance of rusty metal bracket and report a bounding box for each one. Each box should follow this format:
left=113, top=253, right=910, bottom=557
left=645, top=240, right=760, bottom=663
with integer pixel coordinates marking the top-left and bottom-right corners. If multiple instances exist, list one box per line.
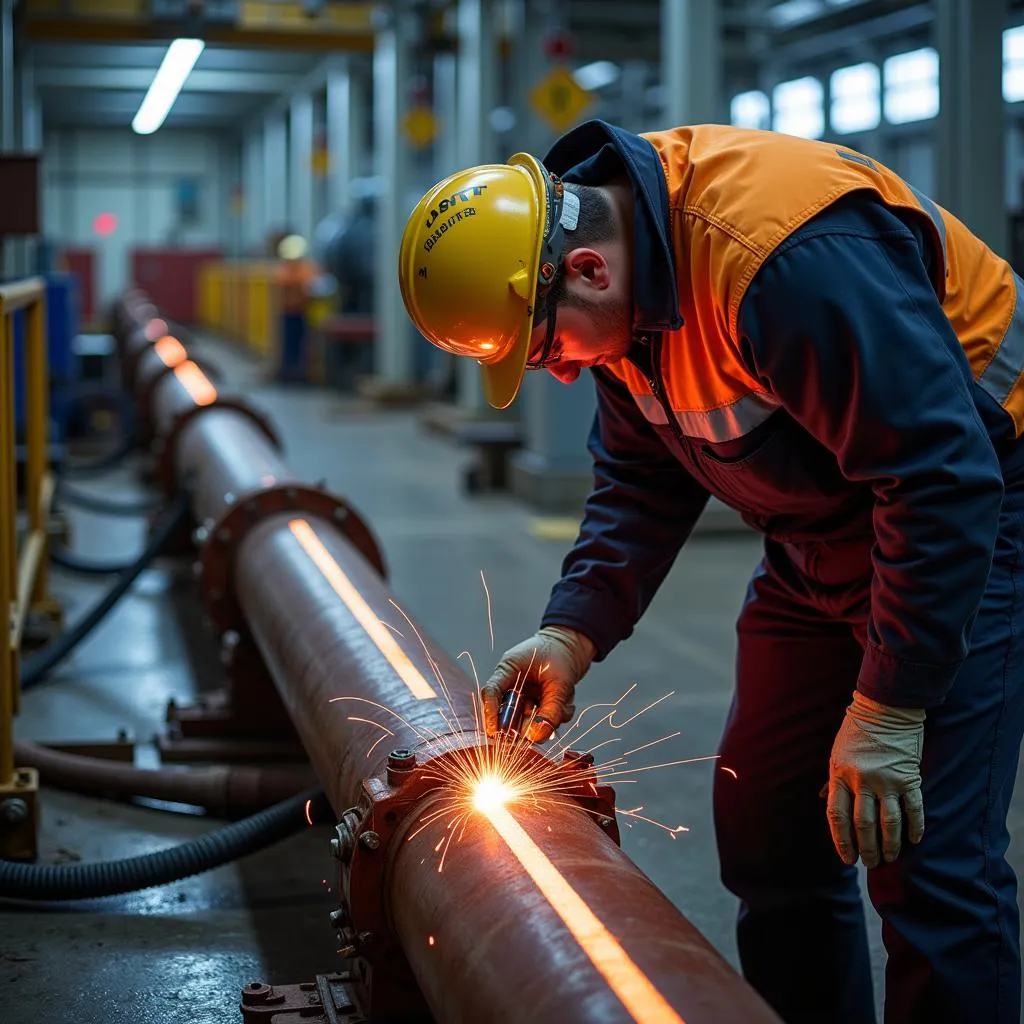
left=239, top=972, right=370, bottom=1024
left=158, top=628, right=307, bottom=764
left=0, top=766, right=39, bottom=862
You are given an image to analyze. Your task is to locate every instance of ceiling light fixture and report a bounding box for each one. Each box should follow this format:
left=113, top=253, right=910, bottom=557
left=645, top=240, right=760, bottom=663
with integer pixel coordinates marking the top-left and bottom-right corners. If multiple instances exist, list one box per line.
left=132, top=38, right=205, bottom=135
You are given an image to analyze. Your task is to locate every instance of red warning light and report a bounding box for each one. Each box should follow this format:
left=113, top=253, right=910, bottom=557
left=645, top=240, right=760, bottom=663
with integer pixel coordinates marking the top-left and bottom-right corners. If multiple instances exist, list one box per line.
left=93, top=213, right=118, bottom=237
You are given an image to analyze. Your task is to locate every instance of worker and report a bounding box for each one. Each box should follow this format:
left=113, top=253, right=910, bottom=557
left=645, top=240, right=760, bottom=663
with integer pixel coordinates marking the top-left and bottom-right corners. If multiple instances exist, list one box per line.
left=274, top=233, right=318, bottom=382
left=398, top=119, right=1024, bottom=1024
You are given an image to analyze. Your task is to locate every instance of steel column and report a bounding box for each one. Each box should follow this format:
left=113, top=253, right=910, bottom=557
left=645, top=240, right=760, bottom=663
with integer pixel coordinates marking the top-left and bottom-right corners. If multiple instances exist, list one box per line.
left=372, top=8, right=413, bottom=385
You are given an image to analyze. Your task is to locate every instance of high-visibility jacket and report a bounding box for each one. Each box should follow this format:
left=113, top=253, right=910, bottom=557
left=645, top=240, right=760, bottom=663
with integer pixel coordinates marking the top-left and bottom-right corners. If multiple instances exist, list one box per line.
left=538, top=120, right=1022, bottom=709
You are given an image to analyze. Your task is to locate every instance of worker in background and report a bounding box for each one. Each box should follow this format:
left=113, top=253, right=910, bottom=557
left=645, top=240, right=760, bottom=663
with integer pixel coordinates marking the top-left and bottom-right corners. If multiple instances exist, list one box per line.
left=274, top=233, right=318, bottom=382
left=398, top=119, right=1024, bottom=1024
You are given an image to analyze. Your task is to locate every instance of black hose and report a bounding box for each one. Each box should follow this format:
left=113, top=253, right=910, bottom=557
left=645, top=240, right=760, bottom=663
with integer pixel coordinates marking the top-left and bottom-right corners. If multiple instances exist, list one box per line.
left=48, top=545, right=149, bottom=577
left=56, top=431, right=138, bottom=478
left=0, top=789, right=328, bottom=901
left=21, top=492, right=190, bottom=688
left=53, top=478, right=161, bottom=517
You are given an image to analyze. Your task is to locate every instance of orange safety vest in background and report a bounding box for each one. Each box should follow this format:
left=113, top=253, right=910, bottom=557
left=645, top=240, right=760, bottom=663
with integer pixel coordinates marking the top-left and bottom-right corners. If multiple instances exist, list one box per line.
left=601, top=125, right=1024, bottom=442
left=276, top=259, right=317, bottom=315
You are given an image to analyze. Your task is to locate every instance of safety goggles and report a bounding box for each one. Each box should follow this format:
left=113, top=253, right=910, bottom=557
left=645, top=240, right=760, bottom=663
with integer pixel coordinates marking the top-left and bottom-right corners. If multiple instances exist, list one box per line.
left=525, top=169, right=577, bottom=371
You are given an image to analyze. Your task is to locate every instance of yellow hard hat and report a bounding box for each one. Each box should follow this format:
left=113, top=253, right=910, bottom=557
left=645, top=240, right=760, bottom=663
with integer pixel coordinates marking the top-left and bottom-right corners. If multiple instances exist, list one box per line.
left=278, top=234, right=308, bottom=260
left=399, top=153, right=574, bottom=409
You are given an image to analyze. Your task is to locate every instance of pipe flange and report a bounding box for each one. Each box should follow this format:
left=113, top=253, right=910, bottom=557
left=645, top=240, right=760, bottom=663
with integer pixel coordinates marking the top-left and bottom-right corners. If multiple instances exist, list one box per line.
left=336, top=744, right=620, bottom=961
left=156, top=397, right=280, bottom=495
left=199, top=482, right=387, bottom=633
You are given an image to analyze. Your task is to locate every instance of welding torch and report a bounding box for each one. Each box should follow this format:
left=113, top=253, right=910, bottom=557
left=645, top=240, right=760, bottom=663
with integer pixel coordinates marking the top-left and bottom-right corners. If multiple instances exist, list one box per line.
left=497, top=687, right=552, bottom=742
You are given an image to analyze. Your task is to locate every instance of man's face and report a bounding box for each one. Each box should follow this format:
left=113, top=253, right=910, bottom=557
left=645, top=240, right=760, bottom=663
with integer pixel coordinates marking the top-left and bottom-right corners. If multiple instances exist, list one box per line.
left=526, top=246, right=633, bottom=385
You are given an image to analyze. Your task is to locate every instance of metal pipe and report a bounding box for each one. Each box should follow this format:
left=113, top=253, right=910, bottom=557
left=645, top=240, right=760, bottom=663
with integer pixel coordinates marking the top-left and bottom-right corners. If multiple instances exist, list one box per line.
left=13, top=740, right=317, bottom=818
left=391, top=795, right=780, bottom=1024
left=235, top=513, right=472, bottom=807
left=177, top=409, right=296, bottom=523
left=233, top=514, right=780, bottom=1023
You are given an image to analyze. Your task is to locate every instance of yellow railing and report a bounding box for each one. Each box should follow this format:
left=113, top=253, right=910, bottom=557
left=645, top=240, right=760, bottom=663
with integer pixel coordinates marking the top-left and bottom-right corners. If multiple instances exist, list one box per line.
left=0, top=277, right=51, bottom=788
left=197, top=261, right=280, bottom=358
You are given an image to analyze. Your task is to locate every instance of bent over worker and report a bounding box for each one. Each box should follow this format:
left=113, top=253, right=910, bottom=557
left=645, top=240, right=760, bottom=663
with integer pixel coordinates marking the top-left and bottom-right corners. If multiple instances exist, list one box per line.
left=398, top=120, right=1024, bottom=1024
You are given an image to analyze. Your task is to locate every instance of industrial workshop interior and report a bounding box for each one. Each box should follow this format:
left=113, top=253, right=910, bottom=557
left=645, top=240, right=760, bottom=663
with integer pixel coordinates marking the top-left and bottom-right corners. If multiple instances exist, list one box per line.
left=6, top=0, right=1024, bottom=1021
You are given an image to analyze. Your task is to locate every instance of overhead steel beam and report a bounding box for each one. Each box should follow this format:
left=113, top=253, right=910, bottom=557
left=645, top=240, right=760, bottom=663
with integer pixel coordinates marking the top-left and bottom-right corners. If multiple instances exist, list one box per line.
left=40, top=90, right=260, bottom=119
left=30, top=41, right=320, bottom=73
left=21, top=0, right=375, bottom=51
left=35, top=66, right=300, bottom=92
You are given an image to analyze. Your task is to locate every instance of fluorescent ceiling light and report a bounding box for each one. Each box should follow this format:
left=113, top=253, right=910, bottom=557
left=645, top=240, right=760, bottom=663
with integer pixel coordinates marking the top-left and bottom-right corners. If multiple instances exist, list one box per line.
left=572, top=61, right=620, bottom=92
left=132, top=38, right=205, bottom=135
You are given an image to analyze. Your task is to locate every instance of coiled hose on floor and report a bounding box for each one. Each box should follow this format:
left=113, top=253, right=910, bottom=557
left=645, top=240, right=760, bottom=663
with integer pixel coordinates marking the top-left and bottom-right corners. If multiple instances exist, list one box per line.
left=53, top=477, right=161, bottom=518
left=21, top=491, right=190, bottom=687
left=0, top=788, right=329, bottom=901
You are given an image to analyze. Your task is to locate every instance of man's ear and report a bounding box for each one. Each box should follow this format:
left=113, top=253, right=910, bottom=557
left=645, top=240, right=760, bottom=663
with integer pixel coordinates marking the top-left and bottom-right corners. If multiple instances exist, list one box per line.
left=564, top=247, right=610, bottom=290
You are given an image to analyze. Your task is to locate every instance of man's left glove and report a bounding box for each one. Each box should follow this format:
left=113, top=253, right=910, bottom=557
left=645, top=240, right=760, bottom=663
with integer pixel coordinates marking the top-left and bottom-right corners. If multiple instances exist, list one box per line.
left=827, top=690, right=926, bottom=869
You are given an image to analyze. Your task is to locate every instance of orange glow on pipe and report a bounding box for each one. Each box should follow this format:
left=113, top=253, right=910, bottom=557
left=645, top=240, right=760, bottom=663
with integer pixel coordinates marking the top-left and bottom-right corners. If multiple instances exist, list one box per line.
left=173, top=360, right=217, bottom=407
left=144, top=318, right=168, bottom=341
left=481, top=804, right=685, bottom=1024
left=288, top=519, right=438, bottom=701
left=154, top=335, right=187, bottom=368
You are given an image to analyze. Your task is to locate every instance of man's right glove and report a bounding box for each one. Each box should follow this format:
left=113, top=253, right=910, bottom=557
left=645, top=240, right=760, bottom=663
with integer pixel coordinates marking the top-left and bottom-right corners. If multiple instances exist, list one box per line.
left=481, top=626, right=597, bottom=743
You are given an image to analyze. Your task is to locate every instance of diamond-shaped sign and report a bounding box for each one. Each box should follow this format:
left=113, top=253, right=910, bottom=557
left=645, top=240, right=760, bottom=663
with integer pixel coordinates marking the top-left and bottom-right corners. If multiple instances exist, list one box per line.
left=530, top=66, right=592, bottom=134
left=403, top=106, right=438, bottom=149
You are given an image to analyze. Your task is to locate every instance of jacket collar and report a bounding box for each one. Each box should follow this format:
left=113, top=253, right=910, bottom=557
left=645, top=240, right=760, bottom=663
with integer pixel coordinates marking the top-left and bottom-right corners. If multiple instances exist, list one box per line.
left=542, top=119, right=683, bottom=333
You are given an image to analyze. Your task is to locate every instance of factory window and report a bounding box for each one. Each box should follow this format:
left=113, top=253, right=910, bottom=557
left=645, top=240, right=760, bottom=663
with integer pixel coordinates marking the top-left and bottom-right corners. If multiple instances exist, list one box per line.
left=830, top=63, right=880, bottom=134
left=1005, top=26, right=1024, bottom=103
left=772, top=77, right=824, bottom=139
left=730, top=90, right=771, bottom=130
left=883, top=47, right=939, bottom=124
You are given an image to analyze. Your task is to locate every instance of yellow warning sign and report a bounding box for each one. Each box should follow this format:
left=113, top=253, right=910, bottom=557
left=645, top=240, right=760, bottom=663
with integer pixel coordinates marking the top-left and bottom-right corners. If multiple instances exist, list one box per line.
left=311, top=146, right=330, bottom=176
left=530, top=66, right=593, bottom=134
left=403, top=106, right=438, bottom=149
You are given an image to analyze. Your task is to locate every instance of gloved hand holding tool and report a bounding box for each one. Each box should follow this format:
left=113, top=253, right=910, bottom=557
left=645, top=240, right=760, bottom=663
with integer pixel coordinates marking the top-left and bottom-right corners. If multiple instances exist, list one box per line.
left=827, top=690, right=926, bottom=869
left=482, top=626, right=597, bottom=743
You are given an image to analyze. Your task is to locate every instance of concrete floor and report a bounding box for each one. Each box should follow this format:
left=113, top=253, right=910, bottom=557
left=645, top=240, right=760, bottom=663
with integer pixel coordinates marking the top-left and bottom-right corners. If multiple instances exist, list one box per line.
left=3, top=335, right=1022, bottom=1023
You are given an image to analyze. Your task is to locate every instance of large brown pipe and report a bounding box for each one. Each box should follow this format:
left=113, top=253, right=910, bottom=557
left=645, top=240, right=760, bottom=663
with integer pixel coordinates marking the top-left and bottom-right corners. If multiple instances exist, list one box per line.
left=392, top=797, right=779, bottom=1024
left=233, top=514, right=780, bottom=1024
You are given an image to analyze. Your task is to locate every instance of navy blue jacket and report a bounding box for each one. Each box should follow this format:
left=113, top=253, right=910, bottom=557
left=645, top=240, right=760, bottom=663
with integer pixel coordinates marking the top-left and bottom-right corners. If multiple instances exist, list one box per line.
left=539, top=121, right=1010, bottom=709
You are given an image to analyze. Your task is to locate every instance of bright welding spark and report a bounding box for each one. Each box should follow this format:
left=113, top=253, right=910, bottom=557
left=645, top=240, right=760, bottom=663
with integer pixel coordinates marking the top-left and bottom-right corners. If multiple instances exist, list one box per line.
left=720, top=766, right=738, bottom=780
left=480, top=803, right=686, bottom=1024
left=472, top=774, right=515, bottom=813
left=608, top=691, right=676, bottom=730
left=428, top=935, right=435, bottom=947
left=378, top=620, right=406, bottom=639
left=617, top=806, right=689, bottom=839
left=480, top=570, right=495, bottom=651
left=304, top=799, right=314, bottom=826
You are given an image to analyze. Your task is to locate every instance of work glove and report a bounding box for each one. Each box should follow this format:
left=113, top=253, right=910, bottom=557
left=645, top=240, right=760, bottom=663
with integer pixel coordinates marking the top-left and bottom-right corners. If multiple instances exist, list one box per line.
left=827, top=690, right=926, bottom=869
left=481, top=626, right=597, bottom=743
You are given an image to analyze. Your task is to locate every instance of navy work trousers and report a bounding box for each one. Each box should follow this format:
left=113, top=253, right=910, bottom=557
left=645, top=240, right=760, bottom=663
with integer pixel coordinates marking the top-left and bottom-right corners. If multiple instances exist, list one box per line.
left=714, top=475, right=1024, bottom=1023
left=279, top=312, right=308, bottom=382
